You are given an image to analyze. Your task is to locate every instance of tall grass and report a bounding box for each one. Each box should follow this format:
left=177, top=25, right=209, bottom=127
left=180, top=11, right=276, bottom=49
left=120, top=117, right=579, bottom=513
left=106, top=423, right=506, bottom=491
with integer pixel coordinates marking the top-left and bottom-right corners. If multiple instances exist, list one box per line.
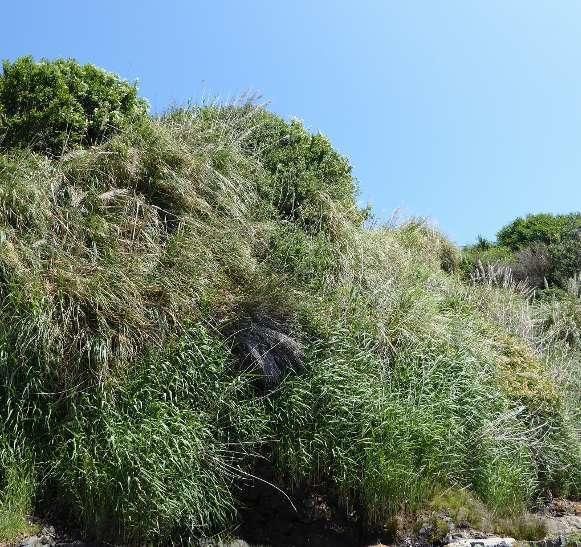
left=271, top=226, right=567, bottom=521
left=0, top=444, right=36, bottom=542
left=0, top=105, right=278, bottom=541
left=50, top=325, right=268, bottom=542
left=0, top=101, right=578, bottom=542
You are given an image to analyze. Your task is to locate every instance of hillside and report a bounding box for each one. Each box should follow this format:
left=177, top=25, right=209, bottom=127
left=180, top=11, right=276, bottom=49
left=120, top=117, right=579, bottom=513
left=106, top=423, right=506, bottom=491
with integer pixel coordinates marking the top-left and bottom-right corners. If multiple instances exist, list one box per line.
left=0, top=58, right=579, bottom=545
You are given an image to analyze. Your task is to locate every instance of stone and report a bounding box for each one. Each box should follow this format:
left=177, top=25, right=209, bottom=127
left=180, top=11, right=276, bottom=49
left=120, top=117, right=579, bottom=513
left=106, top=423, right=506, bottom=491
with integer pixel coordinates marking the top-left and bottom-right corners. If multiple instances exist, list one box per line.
left=19, top=536, right=54, bottom=547
left=444, top=538, right=516, bottom=547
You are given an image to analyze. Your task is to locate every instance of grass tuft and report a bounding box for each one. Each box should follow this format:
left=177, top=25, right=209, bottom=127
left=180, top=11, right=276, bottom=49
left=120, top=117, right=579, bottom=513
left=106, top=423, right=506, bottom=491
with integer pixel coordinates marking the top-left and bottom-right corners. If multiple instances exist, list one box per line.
left=0, top=446, right=37, bottom=543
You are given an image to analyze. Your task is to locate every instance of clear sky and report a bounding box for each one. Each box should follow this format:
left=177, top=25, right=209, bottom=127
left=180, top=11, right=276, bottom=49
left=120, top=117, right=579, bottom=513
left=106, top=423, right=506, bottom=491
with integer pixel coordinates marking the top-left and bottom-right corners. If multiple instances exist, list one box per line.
left=3, top=1, right=581, bottom=244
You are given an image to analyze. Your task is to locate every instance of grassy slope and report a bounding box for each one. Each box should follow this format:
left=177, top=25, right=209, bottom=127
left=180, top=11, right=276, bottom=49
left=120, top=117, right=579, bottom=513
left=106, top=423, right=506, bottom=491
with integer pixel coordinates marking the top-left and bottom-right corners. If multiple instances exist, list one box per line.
left=0, top=104, right=578, bottom=542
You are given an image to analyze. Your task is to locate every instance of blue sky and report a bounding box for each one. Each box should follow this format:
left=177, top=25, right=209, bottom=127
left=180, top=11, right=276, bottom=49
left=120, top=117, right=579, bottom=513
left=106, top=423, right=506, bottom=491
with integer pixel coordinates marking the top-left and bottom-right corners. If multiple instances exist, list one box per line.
left=3, top=1, right=581, bottom=243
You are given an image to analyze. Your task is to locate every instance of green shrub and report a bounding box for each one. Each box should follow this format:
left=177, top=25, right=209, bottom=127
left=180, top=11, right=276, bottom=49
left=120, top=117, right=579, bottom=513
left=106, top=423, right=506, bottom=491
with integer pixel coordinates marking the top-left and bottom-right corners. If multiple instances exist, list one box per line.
left=239, top=109, right=363, bottom=232
left=461, top=244, right=514, bottom=277
left=464, top=213, right=580, bottom=292
left=549, top=237, right=581, bottom=286
left=0, top=56, right=148, bottom=155
left=497, top=213, right=581, bottom=251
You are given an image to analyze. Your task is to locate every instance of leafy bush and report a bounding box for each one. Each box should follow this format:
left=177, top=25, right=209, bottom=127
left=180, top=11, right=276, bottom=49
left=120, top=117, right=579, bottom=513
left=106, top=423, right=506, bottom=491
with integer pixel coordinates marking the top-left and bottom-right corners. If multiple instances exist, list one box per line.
left=465, top=213, right=581, bottom=292
left=549, top=236, right=581, bottom=287
left=497, top=213, right=581, bottom=251
left=0, top=56, right=148, bottom=155
left=239, top=109, right=364, bottom=232
left=462, top=244, right=513, bottom=269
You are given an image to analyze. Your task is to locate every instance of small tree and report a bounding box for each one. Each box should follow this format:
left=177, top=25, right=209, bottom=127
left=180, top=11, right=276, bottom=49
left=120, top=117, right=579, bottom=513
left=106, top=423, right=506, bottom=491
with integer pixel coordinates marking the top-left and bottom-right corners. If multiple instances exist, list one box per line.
left=0, top=56, right=148, bottom=155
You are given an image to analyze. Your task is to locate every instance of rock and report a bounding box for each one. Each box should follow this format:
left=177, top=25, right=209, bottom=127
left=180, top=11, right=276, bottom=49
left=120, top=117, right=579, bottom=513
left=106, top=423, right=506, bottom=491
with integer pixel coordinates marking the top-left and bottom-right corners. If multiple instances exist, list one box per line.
left=200, top=541, right=249, bottom=547
left=444, top=538, right=516, bottom=547
left=543, top=514, right=581, bottom=539
left=19, top=536, right=54, bottom=547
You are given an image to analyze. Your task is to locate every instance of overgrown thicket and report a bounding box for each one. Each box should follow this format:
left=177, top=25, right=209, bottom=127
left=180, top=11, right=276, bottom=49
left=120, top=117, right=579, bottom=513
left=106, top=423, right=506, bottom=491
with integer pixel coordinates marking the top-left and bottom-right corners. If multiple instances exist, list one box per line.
left=463, top=213, right=581, bottom=294
left=0, top=58, right=579, bottom=543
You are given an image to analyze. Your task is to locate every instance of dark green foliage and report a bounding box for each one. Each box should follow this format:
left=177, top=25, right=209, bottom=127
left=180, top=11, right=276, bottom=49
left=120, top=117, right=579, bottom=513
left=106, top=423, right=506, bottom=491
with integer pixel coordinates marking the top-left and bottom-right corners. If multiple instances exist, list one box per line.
left=0, top=56, right=148, bottom=155
left=497, top=212, right=581, bottom=251
left=474, top=235, right=492, bottom=250
left=240, top=109, right=363, bottom=232
left=464, top=212, right=581, bottom=292
left=462, top=244, right=514, bottom=272
left=549, top=236, right=581, bottom=286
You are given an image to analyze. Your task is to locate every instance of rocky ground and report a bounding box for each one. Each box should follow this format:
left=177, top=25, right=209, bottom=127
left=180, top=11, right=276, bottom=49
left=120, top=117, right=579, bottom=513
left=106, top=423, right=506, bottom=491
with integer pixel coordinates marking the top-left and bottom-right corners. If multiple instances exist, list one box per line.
left=8, top=498, right=581, bottom=547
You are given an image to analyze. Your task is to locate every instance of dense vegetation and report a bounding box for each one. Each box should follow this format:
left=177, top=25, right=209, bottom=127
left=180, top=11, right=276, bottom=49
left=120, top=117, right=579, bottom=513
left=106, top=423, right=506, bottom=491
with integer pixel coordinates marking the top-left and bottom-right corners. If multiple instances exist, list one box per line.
left=463, top=213, right=581, bottom=294
left=0, top=58, right=579, bottom=543
left=0, top=56, right=147, bottom=155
